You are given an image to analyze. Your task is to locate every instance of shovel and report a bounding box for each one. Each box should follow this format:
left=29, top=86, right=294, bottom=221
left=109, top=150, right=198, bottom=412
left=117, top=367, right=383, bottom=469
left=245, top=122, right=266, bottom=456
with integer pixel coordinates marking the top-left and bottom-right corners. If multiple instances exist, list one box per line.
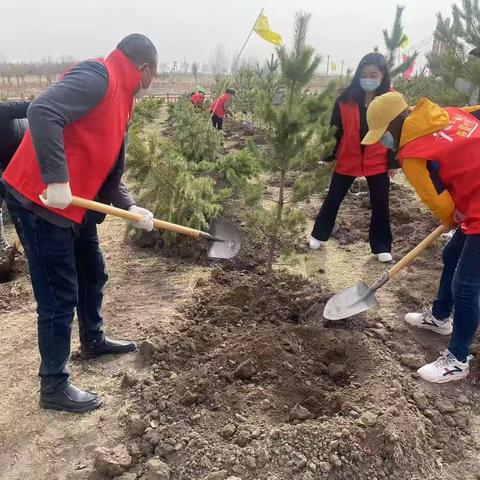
left=70, top=196, right=241, bottom=259
left=323, top=225, right=448, bottom=320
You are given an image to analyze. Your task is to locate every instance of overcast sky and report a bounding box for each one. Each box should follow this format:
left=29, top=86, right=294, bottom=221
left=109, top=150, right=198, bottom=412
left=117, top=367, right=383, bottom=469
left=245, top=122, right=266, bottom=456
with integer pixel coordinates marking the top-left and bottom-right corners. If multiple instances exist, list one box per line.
left=0, top=0, right=456, bottom=71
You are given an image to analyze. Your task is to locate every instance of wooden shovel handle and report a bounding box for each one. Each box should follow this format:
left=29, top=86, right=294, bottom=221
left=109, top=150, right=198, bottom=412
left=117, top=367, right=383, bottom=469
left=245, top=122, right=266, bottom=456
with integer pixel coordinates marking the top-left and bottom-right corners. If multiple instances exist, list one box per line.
left=388, top=225, right=449, bottom=280
left=71, top=196, right=202, bottom=238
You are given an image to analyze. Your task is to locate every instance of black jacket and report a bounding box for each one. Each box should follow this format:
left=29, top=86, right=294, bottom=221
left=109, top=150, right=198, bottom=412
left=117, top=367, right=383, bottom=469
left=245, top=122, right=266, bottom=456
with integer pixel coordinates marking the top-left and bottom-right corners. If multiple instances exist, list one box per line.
left=0, top=101, right=29, bottom=171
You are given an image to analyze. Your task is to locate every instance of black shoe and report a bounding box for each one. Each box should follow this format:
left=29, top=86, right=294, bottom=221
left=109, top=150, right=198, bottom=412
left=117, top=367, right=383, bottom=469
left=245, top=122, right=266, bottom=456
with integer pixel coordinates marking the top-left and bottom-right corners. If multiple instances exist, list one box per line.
left=80, top=336, right=137, bottom=359
left=40, top=382, right=102, bottom=413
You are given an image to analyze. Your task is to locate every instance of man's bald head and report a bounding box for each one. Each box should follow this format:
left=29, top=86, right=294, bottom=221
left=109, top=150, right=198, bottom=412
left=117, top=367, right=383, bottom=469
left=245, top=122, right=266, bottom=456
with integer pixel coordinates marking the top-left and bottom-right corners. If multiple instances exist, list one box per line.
left=117, top=34, right=158, bottom=70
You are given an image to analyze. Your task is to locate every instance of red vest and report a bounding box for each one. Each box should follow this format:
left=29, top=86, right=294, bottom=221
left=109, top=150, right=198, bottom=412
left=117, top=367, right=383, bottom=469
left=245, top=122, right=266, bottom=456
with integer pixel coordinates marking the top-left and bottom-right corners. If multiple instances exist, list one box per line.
left=398, top=107, right=480, bottom=234
left=210, top=93, right=232, bottom=118
left=3, top=49, right=141, bottom=224
left=335, top=101, right=389, bottom=177
left=191, top=92, right=205, bottom=106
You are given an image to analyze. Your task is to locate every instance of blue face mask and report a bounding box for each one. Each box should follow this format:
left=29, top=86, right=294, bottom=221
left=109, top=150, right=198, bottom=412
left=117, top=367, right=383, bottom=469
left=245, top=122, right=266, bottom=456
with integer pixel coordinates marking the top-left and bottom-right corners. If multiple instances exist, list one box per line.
left=360, top=78, right=381, bottom=92
left=380, top=131, right=395, bottom=150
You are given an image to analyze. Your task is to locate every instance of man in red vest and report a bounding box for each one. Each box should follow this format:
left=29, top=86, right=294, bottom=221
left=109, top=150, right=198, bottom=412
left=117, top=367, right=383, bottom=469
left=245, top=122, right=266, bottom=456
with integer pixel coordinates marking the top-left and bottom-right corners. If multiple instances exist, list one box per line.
left=363, top=91, right=480, bottom=384
left=210, top=87, right=236, bottom=129
left=2, top=34, right=158, bottom=413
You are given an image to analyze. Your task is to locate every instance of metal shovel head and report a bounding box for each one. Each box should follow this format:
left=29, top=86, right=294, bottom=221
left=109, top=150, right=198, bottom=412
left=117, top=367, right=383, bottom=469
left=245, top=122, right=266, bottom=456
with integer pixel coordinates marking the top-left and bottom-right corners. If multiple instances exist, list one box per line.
left=207, top=219, right=241, bottom=259
left=323, top=281, right=379, bottom=320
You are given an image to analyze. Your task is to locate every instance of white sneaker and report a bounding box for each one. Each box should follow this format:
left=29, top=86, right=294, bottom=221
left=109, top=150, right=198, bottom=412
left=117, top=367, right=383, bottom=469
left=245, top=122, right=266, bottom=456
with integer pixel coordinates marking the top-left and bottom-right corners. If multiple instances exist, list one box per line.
left=417, top=350, right=470, bottom=383
left=377, top=252, right=392, bottom=263
left=405, top=309, right=453, bottom=336
left=309, top=236, right=323, bottom=250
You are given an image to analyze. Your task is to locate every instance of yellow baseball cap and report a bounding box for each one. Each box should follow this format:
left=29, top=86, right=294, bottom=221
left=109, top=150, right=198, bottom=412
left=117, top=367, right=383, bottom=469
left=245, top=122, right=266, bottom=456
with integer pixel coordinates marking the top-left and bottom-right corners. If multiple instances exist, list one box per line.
left=362, top=92, right=409, bottom=145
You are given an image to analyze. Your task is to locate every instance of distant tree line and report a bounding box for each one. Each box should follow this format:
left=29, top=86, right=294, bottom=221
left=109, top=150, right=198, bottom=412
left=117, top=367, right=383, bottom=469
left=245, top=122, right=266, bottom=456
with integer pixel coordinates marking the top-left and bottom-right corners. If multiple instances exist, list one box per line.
left=0, top=54, right=77, bottom=86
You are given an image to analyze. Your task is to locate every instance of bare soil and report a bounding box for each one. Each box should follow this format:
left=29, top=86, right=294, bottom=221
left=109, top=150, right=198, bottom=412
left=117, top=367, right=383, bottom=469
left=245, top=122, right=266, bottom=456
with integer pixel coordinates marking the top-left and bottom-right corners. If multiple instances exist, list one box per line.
left=1, top=173, right=478, bottom=480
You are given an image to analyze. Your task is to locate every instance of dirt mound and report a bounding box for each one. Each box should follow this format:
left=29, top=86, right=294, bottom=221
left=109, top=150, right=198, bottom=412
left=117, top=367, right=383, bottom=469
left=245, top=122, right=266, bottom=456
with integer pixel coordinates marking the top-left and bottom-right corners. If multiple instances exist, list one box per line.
left=101, top=269, right=479, bottom=480
left=187, top=268, right=330, bottom=327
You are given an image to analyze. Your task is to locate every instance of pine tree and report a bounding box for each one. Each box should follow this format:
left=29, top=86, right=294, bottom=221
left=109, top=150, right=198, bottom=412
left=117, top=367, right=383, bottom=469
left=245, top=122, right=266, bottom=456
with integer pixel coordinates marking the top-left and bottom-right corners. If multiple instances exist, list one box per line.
left=431, top=0, right=480, bottom=103
left=127, top=132, right=229, bottom=245
left=383, top=5, right=417, bottom=76
left=168, top=98, right=224, bottom=163
left=257, top=12, right=335, bottom=274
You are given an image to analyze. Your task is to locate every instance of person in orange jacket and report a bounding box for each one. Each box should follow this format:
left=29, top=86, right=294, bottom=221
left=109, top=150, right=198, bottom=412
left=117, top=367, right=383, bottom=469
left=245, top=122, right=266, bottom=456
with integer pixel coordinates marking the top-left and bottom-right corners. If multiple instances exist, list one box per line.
left=210, top=87, right=236, bottom=130
left=363, top=91, right=480, bottom=383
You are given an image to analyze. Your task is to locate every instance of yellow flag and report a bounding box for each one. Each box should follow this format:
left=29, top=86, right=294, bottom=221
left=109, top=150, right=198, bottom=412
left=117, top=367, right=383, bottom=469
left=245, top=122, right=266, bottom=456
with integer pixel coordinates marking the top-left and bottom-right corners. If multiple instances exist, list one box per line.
left=399, top=34, right=409, bottom=49
left=331, top=61, right=337, bottom=72
left=254, top=13, right=283, bottom=46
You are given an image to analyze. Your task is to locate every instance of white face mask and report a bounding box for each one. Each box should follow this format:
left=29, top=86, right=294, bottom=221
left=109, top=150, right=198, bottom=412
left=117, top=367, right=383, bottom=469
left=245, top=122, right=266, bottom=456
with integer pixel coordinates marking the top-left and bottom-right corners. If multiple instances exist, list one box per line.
left=134, top=65, right=152, bottom=99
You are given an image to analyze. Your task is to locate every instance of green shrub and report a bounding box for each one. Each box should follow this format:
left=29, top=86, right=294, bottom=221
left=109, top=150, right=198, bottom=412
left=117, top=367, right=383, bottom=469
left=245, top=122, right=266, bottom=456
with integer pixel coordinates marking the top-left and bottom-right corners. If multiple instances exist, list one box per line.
left=168, top=98, right=223, bottom=163
left=127, top=133, right=229, bottom=244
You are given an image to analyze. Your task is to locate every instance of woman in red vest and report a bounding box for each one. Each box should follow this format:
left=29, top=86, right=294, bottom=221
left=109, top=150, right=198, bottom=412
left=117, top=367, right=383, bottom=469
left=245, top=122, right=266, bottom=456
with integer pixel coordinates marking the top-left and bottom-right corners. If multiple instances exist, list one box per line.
left=310, top=52, right=398, bottom=262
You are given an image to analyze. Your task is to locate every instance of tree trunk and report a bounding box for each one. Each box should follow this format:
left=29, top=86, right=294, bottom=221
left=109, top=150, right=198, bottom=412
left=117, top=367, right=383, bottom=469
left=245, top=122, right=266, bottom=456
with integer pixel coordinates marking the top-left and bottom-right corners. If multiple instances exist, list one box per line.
left=266, top=168, right=286, bottom=275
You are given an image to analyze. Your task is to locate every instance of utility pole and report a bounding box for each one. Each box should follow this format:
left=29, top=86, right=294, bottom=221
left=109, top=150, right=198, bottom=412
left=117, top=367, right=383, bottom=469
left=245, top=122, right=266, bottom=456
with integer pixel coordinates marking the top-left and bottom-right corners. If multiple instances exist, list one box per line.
left=341, top=60, right=344, bottom=77
left=326, top=54, right=330, bottom=78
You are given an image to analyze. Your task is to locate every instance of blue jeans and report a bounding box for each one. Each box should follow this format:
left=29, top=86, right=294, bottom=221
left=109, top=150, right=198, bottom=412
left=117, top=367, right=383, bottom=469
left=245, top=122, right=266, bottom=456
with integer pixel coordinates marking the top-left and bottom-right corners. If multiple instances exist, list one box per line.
left=432, top=228, right=480, bottom=361
left=6, top=193, right=107, bottom=392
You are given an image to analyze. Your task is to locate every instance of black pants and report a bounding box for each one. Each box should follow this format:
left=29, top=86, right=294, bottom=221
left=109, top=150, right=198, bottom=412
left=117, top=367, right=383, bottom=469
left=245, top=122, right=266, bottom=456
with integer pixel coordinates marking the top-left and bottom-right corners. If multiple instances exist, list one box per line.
left=7, top=192, right=107, bottom=392
left=212, top=114, right=223, bottom=130
left=312, top=171, right=392, bottom=254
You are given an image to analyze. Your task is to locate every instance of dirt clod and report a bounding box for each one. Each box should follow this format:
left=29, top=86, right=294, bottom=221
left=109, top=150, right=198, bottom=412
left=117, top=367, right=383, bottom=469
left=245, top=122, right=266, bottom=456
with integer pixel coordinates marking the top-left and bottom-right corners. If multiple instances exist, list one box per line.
left=127, top=415, right=148, bottom=437
left=359, top=411, right=378, bottom=427
left=121, top=372, right=139, bottom=389
left=328, top=362, right=347, bottom=382
left=139, top=340, right=157, bottom=360
left=220, top=423, right=236, bottom=439
left=93, top=445, right=132, bottom=477
left=434, top=398, right=456, bottom=414
left=412, top=391, right=428, bottom=410
left=319, top=461, right=332, bottom=473
left=234, top=359, right=257, bottom=380
left=144, top=458, right=171, bottom=480
left=290, top=403, right=312, bottom=421
left=400, top=353, right=425, bottom=369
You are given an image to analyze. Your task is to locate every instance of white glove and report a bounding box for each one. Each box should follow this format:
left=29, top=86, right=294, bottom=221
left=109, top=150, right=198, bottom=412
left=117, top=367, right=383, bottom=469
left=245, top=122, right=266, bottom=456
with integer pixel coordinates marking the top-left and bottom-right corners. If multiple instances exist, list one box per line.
left=39, top=182, right=72, bottom=209
left=128, top=205, right=154, bottom=231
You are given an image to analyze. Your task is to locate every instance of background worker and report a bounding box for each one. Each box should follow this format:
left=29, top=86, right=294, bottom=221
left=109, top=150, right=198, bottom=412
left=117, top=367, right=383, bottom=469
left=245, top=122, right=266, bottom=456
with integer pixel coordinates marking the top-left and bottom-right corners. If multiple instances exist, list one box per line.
left=210, top=87, right=236, bottom=130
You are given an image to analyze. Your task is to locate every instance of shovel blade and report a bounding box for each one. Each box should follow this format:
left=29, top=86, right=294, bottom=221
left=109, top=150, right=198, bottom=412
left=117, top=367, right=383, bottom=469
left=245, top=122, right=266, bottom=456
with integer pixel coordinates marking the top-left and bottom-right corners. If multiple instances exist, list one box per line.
left=207, top=219, right=241, bottom=259
left=323, top=281, right=379, bottom=320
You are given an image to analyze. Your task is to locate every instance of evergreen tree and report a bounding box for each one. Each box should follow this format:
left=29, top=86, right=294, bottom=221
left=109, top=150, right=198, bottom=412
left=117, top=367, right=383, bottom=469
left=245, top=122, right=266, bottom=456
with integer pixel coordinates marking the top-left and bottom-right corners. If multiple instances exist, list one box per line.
left=168, top=98, right=223, bottom=163
left=256, top=12, right=335, bottom=274
left=383, top=5, right=417, bottom=76
left=431, top=0, right=480, bottom=103
left=127, top=133, right=229, bottom=244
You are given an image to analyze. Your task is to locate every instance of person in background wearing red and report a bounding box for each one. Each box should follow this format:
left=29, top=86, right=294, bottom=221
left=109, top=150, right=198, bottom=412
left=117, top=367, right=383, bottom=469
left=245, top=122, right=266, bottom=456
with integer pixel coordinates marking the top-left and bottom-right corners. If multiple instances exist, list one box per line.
left=310, top=52, right=399, bottom=263
left=210, top=87, right=236, bottom=130
left=191, top=85, right=206, bottom=109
